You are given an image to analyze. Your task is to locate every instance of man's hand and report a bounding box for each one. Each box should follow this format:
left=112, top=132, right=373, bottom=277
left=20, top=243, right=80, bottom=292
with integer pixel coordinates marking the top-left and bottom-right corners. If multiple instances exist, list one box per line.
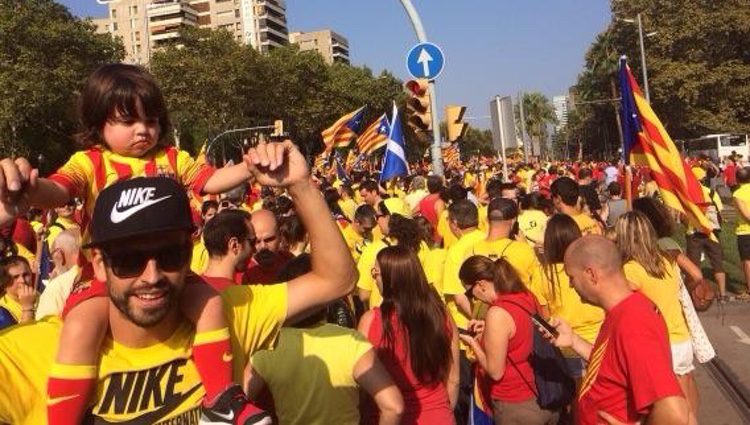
left=243, top=140, right=308, bottom=188
left=543, top=316, right=574, bottom=348
left=0, top=157, right=39, bottom=226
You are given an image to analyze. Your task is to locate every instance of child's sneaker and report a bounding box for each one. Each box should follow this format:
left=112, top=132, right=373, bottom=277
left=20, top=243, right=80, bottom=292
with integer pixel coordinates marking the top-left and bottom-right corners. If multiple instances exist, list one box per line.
left=200, top=384, right=272, bottom=425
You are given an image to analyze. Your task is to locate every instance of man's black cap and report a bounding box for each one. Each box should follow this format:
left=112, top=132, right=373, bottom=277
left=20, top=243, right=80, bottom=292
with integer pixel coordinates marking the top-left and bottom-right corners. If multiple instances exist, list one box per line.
left=84, top=177, right=194, bottom=248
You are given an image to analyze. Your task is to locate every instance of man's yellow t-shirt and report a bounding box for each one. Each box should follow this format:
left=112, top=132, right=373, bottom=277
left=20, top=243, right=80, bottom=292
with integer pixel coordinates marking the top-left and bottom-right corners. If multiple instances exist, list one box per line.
left=357, top=240, right=428, bottom=309
left=734, top=184, right=750, bottom=235
left=437, top=210, right=458, bottom=249
left=623, top=260, right=689, bottom=344
left=46, top=216, right=79, bottom=250
left=0, top=284, right=287, bottom=425
left=339, top=221, right=365, bottom=262
left=423, top=246, right=447, bottom=293
left=469, top=238, right=544, bottom=301
left=250, top=324, right=373, bottom=425
left=442, top=229, right=486, bottom=330
left=190, top=239, right=209, bottom=275
left=338, top=198, right=358, bottom=222
left=537, top=264, right=604, bottom=347
left=570, top=213, right=603, bottom=236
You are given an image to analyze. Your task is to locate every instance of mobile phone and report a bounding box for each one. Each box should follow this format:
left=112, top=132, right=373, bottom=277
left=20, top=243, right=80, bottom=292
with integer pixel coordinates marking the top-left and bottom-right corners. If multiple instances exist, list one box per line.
left=531, top=314, right=559, bottom=338
left=458, top=328, right=475, bottom=337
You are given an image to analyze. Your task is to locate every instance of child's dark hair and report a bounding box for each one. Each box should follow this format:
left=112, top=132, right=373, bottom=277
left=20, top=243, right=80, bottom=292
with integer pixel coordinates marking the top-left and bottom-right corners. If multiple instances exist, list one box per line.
left=76, top=63, right=172, bottom=149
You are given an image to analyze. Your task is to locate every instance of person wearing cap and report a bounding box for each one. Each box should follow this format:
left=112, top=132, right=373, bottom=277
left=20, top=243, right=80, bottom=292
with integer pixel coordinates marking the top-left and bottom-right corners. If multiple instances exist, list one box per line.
left=470, top=198, right=545, bottom=302
left=0, top=141, right=357, bottom=425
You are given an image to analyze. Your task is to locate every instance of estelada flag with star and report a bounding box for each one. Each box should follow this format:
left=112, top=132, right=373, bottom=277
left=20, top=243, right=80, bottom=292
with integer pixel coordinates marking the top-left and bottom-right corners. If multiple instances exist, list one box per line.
left=619, top=56, right=714, bottom=239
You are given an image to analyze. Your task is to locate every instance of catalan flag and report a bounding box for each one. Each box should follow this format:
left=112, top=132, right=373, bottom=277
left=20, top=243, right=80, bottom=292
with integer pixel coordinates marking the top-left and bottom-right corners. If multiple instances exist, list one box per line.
left=321, top=106, right=366, bottom=151
left=442, top=143, right=460, bottom=168
left=619, top=56, right=713, bottom=238
left=357, top=114, right=390, bottom=155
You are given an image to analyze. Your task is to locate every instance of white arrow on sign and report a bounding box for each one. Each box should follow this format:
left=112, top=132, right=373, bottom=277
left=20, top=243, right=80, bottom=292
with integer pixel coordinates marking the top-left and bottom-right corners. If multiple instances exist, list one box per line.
left=417, top=48, right=433, bottom=77
left=729, top=325, right=750, bottom=345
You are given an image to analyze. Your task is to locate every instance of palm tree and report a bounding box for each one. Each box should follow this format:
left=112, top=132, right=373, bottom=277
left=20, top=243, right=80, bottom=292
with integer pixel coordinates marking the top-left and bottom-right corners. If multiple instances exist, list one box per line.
left=518, top=92, right=557, bottom=159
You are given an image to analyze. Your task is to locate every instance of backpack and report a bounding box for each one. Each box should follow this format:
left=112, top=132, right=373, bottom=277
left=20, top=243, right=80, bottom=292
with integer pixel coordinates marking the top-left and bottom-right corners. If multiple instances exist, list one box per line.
left=503, top=299, right=576, bottom=410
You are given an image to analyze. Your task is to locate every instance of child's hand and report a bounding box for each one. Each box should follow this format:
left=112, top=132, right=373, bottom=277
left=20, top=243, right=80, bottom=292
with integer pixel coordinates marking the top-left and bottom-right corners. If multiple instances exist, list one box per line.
left=0, top=157, right=38, bottom=226
left=244, top=140, right=309, bottom=188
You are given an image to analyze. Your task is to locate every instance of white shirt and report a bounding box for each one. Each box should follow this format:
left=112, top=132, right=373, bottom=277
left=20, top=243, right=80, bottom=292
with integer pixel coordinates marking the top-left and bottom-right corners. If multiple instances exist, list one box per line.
left=35, top=265, right=80, bottom=320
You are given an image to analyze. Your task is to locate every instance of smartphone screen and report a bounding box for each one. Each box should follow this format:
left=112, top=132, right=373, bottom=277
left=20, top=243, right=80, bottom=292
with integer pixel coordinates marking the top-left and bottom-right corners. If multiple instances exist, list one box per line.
left=458, top=328, right=475, bottom=337
left=531, top=314, right=559, bottom=338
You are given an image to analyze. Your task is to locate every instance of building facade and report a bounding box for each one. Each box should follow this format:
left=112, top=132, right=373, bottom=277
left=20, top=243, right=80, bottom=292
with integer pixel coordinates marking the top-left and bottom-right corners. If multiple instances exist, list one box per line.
left=289, top=29, right=349, bottom=65
left=552, top=95, right=570, bottom=132
left=92, top=0, right=289, bottom=65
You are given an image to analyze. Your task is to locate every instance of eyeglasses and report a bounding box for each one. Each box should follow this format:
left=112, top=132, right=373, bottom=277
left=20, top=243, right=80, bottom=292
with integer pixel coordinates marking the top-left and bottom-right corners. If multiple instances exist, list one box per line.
left=464, top=281, right=479, bottom=299
left=101, top=243, right=191, bottom=278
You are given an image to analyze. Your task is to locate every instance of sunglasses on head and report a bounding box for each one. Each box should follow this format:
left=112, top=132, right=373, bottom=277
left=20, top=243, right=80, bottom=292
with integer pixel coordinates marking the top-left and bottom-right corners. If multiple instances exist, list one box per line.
left=101, top=243, right=191, bottom=278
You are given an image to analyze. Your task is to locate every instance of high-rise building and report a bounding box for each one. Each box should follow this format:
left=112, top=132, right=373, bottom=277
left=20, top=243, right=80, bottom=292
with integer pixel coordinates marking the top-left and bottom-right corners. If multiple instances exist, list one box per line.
left=289, top=29, right=349, bottom=65
left=552, top=95, right=570, bottom=132
left=91, top=0, right=289, bottom=65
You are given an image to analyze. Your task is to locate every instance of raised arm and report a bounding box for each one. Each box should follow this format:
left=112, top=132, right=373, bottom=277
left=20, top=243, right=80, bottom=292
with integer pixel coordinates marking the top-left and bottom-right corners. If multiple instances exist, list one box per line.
left=244, top=141, right=356, bottom=323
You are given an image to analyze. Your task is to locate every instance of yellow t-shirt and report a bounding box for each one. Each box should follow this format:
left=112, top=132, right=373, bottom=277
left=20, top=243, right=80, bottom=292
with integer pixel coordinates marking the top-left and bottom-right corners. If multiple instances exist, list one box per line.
left=0, top=284, right=287, bottom=425
left=734, top=184, right=750, bottom=235
left=46, top=216, right=79, bottom=250
left=0, top=294, right=22, bottom=323
left=250, top=324, right=373, bottom=425
left=357, top=240, right=428, bottom=309
left=538, top=264, right=604, bottom=347
left=14, top=243, right=35, bottom=266
left=190, top=239, right=209, bottom=275
left=49, top=147, right=213, bottom=244
left=423, top=246, right=447, bottom=293
left=469, top=238, right=544, bottom=301
left=339, top=221, right=365, bottom=262
left=442, top=229, right=486, bottom=329
left=477, top=205, right=489, bottom=233
left=338, top=198, right=358, bottom=222
left=623, top=260, right=689, bottom=344
left=570, top=213, right=603, bottom=236
left=437, top=210, right=458, bottom=249
left=518, top=209, right=548, bottom=246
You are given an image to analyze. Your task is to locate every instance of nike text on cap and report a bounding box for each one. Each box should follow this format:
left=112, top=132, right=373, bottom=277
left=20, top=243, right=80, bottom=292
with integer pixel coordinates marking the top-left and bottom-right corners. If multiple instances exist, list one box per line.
left=83, top=177, right=195, bottom=248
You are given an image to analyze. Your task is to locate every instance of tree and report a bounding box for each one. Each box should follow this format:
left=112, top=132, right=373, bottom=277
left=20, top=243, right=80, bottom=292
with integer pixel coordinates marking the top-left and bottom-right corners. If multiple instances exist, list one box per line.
left=0, top=0, right=124, bottom=169
left=517, top=92, right=557, bottom=159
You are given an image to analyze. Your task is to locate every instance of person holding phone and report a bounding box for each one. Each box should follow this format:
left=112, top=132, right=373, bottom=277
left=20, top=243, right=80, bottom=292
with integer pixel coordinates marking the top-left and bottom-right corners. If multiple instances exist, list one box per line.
left=458, top=255, right=559, bottom=425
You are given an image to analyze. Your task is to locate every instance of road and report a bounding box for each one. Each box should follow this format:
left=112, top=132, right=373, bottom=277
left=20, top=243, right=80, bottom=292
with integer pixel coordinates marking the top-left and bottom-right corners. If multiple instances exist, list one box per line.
left=696, top=301, right=750, bottom=424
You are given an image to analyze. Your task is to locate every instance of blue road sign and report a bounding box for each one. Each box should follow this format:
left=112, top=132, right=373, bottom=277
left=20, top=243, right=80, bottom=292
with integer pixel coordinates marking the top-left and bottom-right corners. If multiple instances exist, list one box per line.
left=406, top=42, right=445, bottom=80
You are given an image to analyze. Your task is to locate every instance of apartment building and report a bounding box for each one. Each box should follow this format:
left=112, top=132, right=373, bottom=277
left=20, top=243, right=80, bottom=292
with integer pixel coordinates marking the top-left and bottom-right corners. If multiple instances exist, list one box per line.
left=289, top=29, right=350, bottom=65
left=92, top=0, right=289, bottom=65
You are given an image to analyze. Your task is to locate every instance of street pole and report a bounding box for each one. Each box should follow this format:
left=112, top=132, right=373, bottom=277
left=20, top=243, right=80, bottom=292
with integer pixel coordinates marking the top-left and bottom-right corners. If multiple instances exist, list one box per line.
left=637, top=13, right=650, bottom=103
left=518, top=92, right=529, bottom=163
left=399, top=0, right=444, bottom=176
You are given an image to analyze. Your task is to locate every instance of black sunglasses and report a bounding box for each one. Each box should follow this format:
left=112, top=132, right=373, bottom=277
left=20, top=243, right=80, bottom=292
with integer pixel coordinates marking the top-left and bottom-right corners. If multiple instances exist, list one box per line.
left=464, top=281, right=479, bottom=299
left=102, top=243, right=191, bottom=278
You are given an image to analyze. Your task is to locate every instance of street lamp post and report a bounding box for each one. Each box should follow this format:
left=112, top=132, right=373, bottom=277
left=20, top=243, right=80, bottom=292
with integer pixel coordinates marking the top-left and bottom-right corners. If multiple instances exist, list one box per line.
left=622, top=13, right=655, bottom=103
left=399, top=0, right=444, bottom=176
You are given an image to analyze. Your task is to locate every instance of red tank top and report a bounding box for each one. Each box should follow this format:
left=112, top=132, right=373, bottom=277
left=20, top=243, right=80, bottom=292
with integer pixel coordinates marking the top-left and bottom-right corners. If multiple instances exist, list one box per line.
left=418, top=194, right=440, bottom=228
left=483, top=291, right=537, bottom=402
left=365, top=308, right=453, bottom=425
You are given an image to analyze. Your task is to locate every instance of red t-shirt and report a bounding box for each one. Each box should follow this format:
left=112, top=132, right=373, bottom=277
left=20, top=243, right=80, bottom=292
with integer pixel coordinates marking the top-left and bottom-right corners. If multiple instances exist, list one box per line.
left=576, top=292, right=683, bottom=424
left=200, top=275, right=238, bottom=292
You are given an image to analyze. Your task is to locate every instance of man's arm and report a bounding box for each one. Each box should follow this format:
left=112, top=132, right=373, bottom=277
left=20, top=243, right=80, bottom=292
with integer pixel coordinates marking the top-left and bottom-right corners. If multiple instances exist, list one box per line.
left=244, top=142, right=357, bottom=323
left=645, top=396, right=692, bottom=425
left=353, top=348, right=404, bottom=425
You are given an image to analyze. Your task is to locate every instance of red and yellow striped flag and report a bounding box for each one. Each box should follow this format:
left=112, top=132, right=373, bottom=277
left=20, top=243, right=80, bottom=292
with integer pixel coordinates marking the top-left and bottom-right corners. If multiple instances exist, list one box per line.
left=321, top=106, right=366, bottom=151
left=619, top=56, right=713, bottom=238
left=442, top=143, right=460, bottom=168
left=357, top=114, right=390, bottom=155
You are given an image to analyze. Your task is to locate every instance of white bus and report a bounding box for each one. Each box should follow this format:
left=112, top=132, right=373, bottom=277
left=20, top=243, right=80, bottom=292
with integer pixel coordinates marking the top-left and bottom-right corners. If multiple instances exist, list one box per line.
left=681, top=134, right=750, bottom=161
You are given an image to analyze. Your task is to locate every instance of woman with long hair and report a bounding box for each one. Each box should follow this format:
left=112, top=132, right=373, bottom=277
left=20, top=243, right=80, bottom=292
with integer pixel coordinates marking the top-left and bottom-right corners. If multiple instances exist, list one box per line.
left=458, top=256, right=559, bottom=425
left=540, top=214, right=604, bottom=381
left=614, top=211, right=699, bottom=420
left=358, top=246, right=459, bottom=424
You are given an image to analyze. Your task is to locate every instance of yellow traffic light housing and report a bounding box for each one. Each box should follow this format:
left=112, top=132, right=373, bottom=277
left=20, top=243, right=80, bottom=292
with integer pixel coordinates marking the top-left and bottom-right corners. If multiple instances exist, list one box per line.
left=445, top=105, right=468, bottom=142
left=404, top=79, right=432, bottom=136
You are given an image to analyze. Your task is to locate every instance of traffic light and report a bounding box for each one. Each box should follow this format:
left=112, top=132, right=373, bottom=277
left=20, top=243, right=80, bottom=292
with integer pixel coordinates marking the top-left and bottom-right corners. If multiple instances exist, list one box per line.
left=404, top=79, right=432, bottom=137
left=445, top=105, right=468, bottom=142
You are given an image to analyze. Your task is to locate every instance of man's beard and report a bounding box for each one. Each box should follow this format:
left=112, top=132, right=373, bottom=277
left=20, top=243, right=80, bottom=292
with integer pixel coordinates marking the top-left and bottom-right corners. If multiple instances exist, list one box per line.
left=254, top=248, right=276, bottom=267
left=109, top=279, right=181, bottom=328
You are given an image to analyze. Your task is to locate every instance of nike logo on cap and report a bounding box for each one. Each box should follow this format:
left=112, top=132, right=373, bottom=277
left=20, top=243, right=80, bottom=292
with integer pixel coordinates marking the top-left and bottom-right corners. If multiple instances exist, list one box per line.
left=110, top=187, right=172, bottom=224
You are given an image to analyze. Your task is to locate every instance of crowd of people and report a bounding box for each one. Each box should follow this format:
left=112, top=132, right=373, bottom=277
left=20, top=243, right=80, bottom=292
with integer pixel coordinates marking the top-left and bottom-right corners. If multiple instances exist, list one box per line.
left=0, top=63, right=743, bottom=425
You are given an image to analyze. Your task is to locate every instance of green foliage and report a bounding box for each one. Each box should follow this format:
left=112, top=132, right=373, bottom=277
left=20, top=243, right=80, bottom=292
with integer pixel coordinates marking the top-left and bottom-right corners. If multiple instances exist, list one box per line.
left=572, top=0, right=750, bottom=159
left=150, top=31, right=406, bottom=160
left=459, top=127, right=494, bottom=158
left=515, top=92, right=557, bottom=159
left=0, top=0, right=123, bottom=170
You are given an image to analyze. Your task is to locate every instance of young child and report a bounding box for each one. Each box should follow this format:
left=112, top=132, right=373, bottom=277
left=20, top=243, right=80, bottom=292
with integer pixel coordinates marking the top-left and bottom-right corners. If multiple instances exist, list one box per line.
left=0, top=64, right=269, bottom=425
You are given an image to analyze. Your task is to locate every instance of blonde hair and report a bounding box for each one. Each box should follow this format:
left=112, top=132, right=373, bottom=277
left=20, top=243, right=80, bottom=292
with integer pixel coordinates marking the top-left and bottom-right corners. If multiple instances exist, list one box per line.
left=614, top=211, right=671, bottom=279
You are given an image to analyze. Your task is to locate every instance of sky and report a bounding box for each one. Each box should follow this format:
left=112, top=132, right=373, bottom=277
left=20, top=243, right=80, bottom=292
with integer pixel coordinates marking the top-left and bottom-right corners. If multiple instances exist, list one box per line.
left=60, top=0, right=612, bottom=129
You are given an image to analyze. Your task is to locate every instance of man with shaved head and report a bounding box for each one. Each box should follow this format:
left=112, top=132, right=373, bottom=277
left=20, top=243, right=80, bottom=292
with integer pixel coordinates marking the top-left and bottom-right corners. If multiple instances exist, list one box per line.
left=245, top=209, right=294, bottom=284
left=549, top=235, right=692, bottom=425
